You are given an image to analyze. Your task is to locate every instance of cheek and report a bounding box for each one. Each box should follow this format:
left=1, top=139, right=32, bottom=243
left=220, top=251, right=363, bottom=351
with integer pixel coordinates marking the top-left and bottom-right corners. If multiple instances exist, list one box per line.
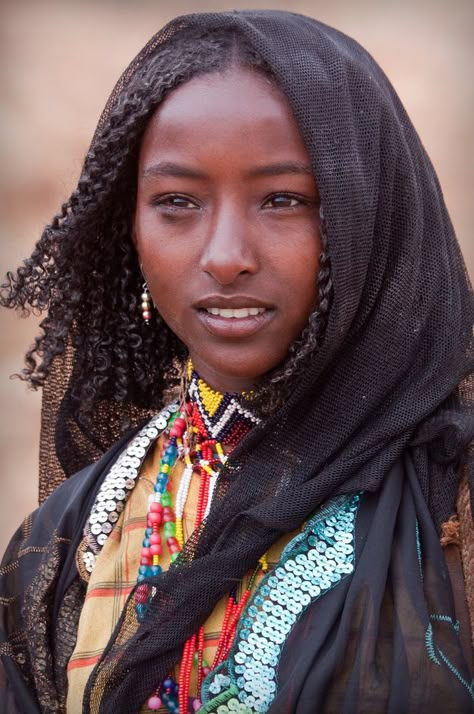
left=279, top=234, right=321, bottom=320
left=135, top=208, right=188, bottom=277
left=135, top=237, right=192, bottom=335
left=143, top=253, right=187, bottom=318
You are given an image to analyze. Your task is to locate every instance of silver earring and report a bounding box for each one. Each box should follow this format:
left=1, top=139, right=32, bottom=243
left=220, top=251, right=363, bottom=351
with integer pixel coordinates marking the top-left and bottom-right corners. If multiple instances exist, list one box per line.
left=141, top=282, right=152, bottom=324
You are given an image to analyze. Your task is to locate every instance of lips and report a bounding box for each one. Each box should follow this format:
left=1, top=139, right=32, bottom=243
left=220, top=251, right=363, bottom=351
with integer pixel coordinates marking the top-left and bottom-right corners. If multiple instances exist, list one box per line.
left=194, top=296, right=275, bottom=338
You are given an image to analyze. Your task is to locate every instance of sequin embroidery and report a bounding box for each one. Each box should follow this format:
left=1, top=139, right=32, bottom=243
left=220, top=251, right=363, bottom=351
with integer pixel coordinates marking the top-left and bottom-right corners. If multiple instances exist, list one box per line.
left=200, top=493, right=360, bottom=714
left=81, top=403, right=178, bottom=574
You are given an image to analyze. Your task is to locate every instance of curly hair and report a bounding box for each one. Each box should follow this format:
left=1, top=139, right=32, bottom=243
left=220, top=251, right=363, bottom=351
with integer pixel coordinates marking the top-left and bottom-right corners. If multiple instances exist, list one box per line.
left=1, top=28, right=332, bottom=424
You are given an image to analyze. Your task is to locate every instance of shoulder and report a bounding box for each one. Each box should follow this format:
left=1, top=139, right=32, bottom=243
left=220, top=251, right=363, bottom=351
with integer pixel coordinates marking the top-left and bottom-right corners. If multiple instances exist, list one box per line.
left=2, top=426, right=142, bottom=568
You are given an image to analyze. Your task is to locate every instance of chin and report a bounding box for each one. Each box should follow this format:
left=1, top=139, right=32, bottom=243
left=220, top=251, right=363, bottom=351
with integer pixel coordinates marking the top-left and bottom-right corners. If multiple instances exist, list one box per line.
left=190, top=350, right=287, bottom=393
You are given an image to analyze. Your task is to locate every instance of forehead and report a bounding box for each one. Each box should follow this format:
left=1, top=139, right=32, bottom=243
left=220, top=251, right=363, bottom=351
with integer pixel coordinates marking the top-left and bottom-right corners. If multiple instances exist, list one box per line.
left=139, top=68, right=311, bottom=166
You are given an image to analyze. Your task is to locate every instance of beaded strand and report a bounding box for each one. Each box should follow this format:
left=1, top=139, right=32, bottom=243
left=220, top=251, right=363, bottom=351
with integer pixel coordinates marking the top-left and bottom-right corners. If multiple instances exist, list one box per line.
left=135, top=410, right=187, bottom=624
left=135, top=365, right=263, bottom=712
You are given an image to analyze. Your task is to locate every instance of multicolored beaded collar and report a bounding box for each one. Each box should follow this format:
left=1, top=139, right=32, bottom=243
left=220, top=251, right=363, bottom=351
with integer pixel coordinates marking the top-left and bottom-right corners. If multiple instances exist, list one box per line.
left=186, top=362, right=260, bottom=447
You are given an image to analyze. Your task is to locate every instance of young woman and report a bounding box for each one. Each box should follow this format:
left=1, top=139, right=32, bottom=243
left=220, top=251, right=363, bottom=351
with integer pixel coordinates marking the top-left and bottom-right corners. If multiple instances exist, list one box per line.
left=1, top=10, right=473, bottom=714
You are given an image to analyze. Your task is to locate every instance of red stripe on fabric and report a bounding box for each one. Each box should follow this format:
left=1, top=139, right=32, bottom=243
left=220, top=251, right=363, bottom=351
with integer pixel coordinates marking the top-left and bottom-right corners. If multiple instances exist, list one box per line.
left=67, top=654, right=101, bottom=671
left=123, top=520, right=147, bottom=533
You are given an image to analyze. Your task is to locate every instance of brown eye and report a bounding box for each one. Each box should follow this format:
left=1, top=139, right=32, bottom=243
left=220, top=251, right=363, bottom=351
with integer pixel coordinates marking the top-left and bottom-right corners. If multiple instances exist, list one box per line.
left=262, top=194, right=303, bottom=209
left=155, top=195, right=199, bottom=209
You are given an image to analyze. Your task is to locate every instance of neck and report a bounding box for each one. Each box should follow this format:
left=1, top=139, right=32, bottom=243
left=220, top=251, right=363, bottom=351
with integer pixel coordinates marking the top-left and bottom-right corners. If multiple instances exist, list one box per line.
left=188, top=358, right=258, bottom=394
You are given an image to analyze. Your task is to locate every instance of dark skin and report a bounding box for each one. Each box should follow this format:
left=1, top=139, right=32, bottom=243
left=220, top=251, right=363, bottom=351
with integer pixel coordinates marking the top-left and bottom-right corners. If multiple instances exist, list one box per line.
left=134, top=68, right=320, bottom=393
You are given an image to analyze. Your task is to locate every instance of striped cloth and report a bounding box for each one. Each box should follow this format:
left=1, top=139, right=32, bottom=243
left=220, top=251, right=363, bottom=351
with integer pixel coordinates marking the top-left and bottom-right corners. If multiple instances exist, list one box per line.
left=66, top=437, right=296, bottom=713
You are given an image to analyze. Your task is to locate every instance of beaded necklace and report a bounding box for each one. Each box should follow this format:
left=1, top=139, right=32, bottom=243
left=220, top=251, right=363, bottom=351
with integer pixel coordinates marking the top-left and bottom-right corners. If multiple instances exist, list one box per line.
left=135, top=364, right=263, bottom=713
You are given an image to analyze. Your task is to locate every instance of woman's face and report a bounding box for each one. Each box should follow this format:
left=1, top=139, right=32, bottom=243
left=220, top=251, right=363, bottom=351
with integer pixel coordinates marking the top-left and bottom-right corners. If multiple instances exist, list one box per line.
left=134, top=67, right=320, bottom=392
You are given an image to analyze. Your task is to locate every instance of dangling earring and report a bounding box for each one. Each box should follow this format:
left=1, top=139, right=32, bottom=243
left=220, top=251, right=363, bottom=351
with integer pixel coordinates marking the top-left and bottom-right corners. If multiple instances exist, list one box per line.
left=141, top=282, right=152, bottom=324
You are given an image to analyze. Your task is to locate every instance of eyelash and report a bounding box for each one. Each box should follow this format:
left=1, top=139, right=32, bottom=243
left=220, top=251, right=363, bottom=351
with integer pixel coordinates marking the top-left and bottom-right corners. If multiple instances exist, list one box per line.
left=152, top=192, right=312, bottom=211
left=261, top=193, right=311, bottom=209
left=153, top=195, right=198, bottom=210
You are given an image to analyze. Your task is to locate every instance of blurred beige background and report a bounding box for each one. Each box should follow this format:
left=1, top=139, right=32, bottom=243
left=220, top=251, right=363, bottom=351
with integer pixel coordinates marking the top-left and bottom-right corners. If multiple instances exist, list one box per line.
left=0, top=0, right=472, bottom=554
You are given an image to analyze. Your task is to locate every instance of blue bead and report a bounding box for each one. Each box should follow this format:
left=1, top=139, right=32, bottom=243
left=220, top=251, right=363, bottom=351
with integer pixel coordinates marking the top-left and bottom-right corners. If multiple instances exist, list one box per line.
left=151, top=565, right=162, bottom=576
left=137, top=574, right=146, bottom=582
left=139, top=565, right=148, bottom=575
left=146, top=527, right=153, bottom=536
left=142, top=538, right=150, bottom=547
left=163, top=677, right=174, bottom=689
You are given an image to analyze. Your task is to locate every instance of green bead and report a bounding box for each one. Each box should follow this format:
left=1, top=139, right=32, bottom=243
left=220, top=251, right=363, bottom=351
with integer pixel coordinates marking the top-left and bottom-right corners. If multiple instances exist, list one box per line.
left=170, top=552, right=180, bottom=562
left=164, top=522, right=176, bottom=537
left=160, top=492, right=172, bottom=507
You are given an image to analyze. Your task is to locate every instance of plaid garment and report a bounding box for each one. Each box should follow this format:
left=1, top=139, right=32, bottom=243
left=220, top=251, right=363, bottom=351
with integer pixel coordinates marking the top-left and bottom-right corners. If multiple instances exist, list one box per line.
left=66, top=437, right=296, bottom=713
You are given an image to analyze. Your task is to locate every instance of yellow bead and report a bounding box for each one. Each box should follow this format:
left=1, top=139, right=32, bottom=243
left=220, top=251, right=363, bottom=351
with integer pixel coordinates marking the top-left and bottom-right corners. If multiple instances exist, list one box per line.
left=259, top=553, right=269, bottom=572
left=176, top=519, right=184, bottom=548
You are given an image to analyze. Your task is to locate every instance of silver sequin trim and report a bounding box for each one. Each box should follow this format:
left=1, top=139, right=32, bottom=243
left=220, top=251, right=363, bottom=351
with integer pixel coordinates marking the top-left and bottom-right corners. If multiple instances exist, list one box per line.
left=81, top=403, right=178, bottom=574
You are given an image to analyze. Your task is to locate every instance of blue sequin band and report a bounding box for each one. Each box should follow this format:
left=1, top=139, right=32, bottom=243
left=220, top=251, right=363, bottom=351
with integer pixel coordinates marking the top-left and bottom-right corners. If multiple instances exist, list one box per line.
left=199, top=493, right=361, bottom=713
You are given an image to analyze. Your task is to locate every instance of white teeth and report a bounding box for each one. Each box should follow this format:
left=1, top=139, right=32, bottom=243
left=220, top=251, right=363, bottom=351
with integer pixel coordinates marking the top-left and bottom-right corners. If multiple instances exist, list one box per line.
left=205, top=307, right=266, bottom=318
left=233, top=308, right=250, bottom=318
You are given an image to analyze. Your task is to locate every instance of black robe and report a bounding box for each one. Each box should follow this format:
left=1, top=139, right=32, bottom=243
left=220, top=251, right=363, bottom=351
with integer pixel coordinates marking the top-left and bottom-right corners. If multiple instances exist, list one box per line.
left=1, top=430, right=473, bottom=713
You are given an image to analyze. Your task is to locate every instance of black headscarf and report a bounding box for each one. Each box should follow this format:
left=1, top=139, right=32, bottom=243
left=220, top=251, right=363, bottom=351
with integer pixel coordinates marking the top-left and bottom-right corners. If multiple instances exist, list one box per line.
left=76, top=10, right=474, bottom=712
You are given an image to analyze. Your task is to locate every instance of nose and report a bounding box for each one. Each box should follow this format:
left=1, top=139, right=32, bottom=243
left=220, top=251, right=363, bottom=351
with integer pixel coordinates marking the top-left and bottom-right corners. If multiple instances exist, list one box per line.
left=199, top=204, right=258, bottom=285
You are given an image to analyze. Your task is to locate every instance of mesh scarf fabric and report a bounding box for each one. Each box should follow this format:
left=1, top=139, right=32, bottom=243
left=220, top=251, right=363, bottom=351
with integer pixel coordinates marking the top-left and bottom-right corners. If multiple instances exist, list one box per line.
left=0, top=437, right=134, bottom=714
left=34, top=9, right=473, bottom=712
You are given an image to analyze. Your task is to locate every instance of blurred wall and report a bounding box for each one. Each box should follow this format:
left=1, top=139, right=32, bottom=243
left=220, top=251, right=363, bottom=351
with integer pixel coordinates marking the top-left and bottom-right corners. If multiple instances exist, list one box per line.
left=0, top=0, right=472, bottom=553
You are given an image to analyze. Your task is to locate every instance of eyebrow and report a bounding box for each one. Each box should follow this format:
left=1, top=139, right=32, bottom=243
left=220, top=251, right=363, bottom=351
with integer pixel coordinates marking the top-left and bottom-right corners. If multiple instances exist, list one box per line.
left=248, top=161, right=314, bottom=178
left=143, top=162, right=205, bottom=179
left=142, top=160, right=314, bottom=180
